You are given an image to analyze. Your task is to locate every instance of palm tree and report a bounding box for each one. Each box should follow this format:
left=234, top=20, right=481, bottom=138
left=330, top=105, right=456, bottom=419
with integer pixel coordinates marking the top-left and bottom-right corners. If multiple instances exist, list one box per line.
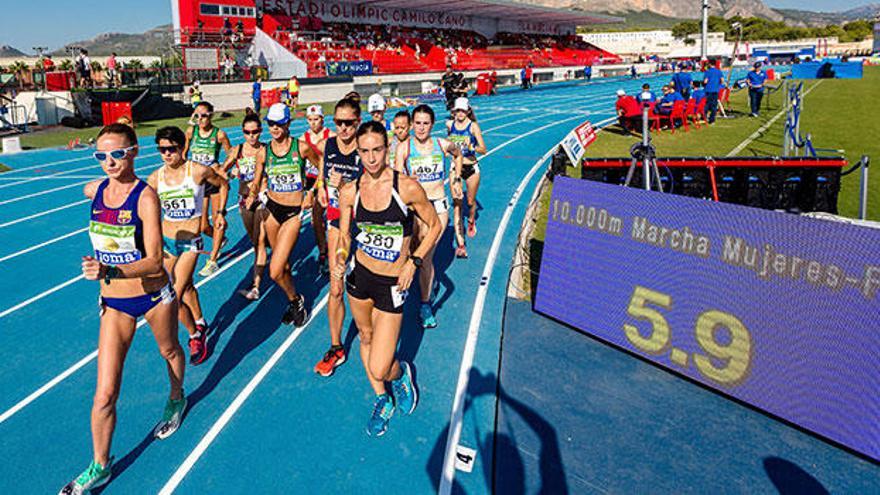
left=59, top=59, right=74, bottom=71
left=8, top=61, right=29, bottom=88
left=125, top=58, right=144, bottom=69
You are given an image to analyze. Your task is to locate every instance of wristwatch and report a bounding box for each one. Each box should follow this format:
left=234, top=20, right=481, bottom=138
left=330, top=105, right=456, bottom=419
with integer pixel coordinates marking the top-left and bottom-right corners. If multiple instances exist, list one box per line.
left=218, top=208, right=227, bottom=216
left=409, top=255, right=423, bottom=268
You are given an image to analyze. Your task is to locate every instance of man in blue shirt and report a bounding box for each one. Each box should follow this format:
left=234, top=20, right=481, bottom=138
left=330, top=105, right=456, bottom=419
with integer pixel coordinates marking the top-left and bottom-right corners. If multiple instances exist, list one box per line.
left=584, top=65, right=592, bottom=81
left=656, top=85, right=683, bottom=116
left=702, top=59, right=726, bottom=124
left=635, top=83, right=656, bottom=104
left=690, top=80, right=705, bottom=104
left=676, top=67, right=693, bottom=100
left=746, top=62, right=768, bottom=117
left=252, top=77, right=262, bottom=114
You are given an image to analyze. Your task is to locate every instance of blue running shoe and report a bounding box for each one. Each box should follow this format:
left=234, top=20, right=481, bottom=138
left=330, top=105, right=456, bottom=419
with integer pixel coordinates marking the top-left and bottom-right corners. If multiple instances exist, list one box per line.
left=392, top=362, right=418, bottom=415
left=367, top=393, right=395, bottom=437
left=419, top=303, right=437, bottom=329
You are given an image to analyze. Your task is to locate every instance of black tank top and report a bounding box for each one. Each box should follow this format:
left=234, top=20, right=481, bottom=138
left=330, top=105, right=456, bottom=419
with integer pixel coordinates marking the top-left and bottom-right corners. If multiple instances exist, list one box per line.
left=323, top=136, right=362, bottom=182
left=353, top=171, right=414, bottom=263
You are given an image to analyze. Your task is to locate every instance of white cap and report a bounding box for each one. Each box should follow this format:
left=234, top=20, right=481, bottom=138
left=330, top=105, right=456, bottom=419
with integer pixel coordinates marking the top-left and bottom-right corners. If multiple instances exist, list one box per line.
left=306, top=105, right=323, bottom=117
left=453, top=97, right=469, bottom=112
left=367, top=93, right=386, bottom=113
left=264, top=103, right=291, bottom=124
left=616, top=89, right=626, bottom=96
left=193, top=80, right=200, bottom=87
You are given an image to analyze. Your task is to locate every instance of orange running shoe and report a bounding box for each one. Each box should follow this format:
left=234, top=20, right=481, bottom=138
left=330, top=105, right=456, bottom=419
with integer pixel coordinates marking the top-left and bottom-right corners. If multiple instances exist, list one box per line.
left=314, top=345, right=346, bottom=377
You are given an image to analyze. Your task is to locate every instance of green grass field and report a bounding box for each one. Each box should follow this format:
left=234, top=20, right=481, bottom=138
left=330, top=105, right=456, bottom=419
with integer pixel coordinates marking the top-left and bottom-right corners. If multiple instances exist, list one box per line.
left=13, top=101, right=341, bottom=151
left=524, top=66, right=880, bottom=298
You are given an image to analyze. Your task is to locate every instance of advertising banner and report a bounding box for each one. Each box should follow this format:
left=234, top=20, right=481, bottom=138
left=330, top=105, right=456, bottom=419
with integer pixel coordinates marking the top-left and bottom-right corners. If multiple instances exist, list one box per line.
left=535, top=177, right=880, bottom=462
left=325, top=60, right=373, bottom=76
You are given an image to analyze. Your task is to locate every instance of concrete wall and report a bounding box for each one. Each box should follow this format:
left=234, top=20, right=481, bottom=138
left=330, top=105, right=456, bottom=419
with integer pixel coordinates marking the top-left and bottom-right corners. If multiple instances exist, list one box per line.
left=8, top=91, right=76, bottom=125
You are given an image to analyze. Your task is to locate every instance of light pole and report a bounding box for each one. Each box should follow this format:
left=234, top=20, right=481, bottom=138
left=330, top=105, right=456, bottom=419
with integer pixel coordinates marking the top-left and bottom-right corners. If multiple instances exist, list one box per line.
left=700, top=0, right=709, bottom=61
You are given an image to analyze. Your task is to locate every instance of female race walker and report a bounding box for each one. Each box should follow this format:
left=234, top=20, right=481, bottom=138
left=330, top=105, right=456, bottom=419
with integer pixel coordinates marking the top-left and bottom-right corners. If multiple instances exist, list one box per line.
left=249, top=102, right=317, bottom=326
left=148, top=126, right=228, bottom=365
left=312, top=97, right=363, bottom=377
left=61, top=124, right=186, bottom=494
left=394, top=104, right=462, bottom=329
left=447, top=97, right=486, bottom=253
left=335, top=120, right=441, bottom=436
left=184, top=101, right=232, bottom=277
left=301, top=104, right=334, bottom=274
left=222, top=113, right=269, bottom=300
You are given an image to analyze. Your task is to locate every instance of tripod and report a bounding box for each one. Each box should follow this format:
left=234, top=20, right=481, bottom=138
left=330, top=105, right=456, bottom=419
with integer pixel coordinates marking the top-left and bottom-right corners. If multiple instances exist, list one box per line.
left=624, top=102, right=663, bottom=191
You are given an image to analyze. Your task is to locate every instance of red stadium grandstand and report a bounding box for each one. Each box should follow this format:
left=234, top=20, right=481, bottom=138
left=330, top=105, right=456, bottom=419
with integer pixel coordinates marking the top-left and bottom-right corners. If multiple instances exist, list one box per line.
left=170, top=0, right=621, bottom=78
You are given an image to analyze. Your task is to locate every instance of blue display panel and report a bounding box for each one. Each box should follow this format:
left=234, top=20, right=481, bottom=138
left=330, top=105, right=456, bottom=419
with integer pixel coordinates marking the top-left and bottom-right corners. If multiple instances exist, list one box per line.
left=535, top=177, right=880, bottom=462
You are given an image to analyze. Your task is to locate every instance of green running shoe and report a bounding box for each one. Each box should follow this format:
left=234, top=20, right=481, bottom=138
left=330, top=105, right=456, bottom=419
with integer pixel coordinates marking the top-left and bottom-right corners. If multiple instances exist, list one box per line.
left=366, top=393, right=395, bottom=437
left=391, top=361, right=418, bottom=415
left=419, top=303, right=437, bottom=329
left=154, top=395, right=187, bottom=439
left=59, top=458, right=112, bottom=495
left=198, top=259, right=219, bottom=277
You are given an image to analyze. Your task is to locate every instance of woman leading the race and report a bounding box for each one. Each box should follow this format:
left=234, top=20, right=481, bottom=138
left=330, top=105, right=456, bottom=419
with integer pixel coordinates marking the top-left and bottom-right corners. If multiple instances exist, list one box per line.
left=248, top=102, right=317, bottom=326
left=148, top=126, right=228, bottom=365
left=446, top=97, right=486, bottom=250
left=222, top=113, right=269, bottom=300
left=61, top=124, right=186, bottom=494
left=394, top=104, right=462, bottom=329
left=334, top=120, right=441, bottom=436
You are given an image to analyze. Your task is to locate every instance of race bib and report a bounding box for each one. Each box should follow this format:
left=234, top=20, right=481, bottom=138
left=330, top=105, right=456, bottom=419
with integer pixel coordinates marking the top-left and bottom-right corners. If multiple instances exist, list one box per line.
left=191, top=152, right=215, bottom=166
left=89, top=221, right=142, bottom=265
left=268, top=164, right=303, bottom=193
left=410, top=154, right=444, bottom=183
left=328, top=185, right=340, bottom=209
left=448, top=134, right=473, bottom=156
left=159, top=188, right=197, bottom=220
left=356, top=223, right=404, bottom=262
left=306, top=162, right=320, bottom=178
left=238, top=156, right=256, bottom=182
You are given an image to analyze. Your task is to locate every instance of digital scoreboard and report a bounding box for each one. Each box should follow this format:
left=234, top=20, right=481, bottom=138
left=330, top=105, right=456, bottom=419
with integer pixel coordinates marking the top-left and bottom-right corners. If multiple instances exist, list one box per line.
left=535, top=177, right=880, bottom=462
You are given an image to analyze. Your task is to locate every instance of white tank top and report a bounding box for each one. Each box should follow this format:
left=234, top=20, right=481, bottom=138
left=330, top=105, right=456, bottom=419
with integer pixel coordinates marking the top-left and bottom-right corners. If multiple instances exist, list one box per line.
left=157, top=162, right=205, bottom=222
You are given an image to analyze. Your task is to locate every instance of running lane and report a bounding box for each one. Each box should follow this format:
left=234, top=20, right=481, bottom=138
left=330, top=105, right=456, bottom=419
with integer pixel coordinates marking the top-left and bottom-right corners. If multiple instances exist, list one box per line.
left=0, top=75, right=672, bottom=494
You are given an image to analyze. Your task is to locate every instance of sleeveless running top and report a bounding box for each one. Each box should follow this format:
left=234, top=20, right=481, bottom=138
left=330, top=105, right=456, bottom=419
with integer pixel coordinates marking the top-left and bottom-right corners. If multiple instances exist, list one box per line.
left=189, top=127, right=221, bottom=166
left=303, top=128, right=330, bottom=178
left=324, top=136, right=363, bottom=210
left=407, top=138, right=446, bottom=184
left=266, top=138, right=306, bottom=193
left=354, top=171, right=414, bottom=263
left=89, top=179, right=148, bottom=265
left=157, top=162, right=205, bottom=222
left=448, top=121, right=477, bottom=160
left=235, top=144, right=259, bottom=183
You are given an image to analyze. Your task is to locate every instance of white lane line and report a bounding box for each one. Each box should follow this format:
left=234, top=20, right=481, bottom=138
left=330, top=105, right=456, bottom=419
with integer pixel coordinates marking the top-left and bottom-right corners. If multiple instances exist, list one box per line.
left=0, top=227, right=88, bottom=264
left=0, top=244, right=256, bottom=425
left=438, top=116, right=616, bottom=494
left=726, top=80, right=821, bottom=157
left=159, top=112, right=593, bottom=492
left=0, top=274, right=85, bottom=320
left=0, top=199, right=90, bottom=229
left=158, top=294, right=329, bottom=495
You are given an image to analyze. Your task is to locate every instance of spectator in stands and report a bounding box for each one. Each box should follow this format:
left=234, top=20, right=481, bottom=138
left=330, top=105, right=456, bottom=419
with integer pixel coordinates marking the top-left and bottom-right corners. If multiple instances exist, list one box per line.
left=76, top=49, right=92, bottom=88
left=222, top=18, right=233, bottom=42
left=690, top=80, right=705, bottom=104
left=252, top=76, right=262, bottom=114
left=671, top=66, right=692, bottom=100
left=703, top=59, right=726, bottom=124
left=746, top=62, right=767, bottom=117
left=635, top=83, right=655, bottom=104
left=656, top=85, right=683, bottom=116
left=105, top=53, right=117, bottom=88
left=584, top=64, right=592, bottom=81
left=615, top=89, right=641, bottom=133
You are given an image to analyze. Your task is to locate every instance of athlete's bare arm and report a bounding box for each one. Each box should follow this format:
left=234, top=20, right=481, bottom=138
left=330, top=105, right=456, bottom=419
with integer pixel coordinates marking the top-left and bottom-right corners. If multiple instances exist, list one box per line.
left=393, top=140, right=409, bottom=173
left=182, top=126, right=194, bottom=158
left=471, top=121, right=487, bottom=155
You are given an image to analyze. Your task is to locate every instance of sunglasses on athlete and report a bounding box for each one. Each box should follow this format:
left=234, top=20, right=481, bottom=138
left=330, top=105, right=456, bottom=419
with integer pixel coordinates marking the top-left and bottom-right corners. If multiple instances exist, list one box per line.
left=266, top=120, right=288, bottom=128
left=194, top=113, right=212, bottom=119
left=242, top=129, right=262, bottom=136
left=93, top=146, right=136, bottom=162
left=334, top=118, right=357, bottom=127
left=157, top=145, right=179, bottom=154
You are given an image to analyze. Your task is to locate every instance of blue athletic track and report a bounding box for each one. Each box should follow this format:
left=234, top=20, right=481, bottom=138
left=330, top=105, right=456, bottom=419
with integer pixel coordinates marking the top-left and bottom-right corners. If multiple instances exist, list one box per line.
left=0, top=74, right=801, bottom=494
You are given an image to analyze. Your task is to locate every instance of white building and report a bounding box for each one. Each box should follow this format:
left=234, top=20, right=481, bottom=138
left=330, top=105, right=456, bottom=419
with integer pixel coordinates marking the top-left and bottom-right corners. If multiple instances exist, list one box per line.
left=580, top=30, right=675, bottom=56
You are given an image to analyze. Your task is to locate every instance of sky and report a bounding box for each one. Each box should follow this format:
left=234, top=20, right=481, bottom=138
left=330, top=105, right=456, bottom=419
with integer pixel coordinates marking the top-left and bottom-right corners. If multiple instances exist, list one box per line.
left=1, top=0, right=172, bottom=54
left=1, top=0, right=877, bottom=54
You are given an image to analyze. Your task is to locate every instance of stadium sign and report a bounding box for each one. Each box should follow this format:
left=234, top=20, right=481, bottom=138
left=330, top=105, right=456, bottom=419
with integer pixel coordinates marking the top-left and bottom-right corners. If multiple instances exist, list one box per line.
left=559, top=120, right=596, bottom=165
left=325, top=60, right=373, bottom=76
left=258, top=0, right=573, bottom=36
left=535, top=177, right=880, bottom=463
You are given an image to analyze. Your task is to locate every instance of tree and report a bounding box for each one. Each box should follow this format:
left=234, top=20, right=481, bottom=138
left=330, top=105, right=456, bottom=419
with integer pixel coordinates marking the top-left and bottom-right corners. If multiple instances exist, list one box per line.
left=58, top=59, right=73, bottom=71
left=671, top=20, right=700, bottom=39
left=124, top=58, right=144, bottom=69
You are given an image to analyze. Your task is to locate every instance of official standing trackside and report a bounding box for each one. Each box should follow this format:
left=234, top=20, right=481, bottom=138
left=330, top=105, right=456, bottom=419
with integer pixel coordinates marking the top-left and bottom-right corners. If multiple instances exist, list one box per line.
left=747, top=62, right=768, bottom=117
left=703, top=60, right=726, bottom=124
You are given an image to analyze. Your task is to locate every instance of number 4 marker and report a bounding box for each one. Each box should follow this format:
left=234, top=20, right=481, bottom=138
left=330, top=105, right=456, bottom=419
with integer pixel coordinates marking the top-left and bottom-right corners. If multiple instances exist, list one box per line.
left=454, top=445, right=477, bottom=473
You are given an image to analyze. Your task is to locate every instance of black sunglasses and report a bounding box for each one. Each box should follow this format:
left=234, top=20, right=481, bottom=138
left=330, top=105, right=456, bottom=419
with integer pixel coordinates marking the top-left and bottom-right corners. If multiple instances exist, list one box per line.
left=242, top=129, right=262, bottom=136
left=266, top=120, right=288, bottom=127
left=334, top=118, right=357, bottom=127
left=157, top=145, right=179, bottom=154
